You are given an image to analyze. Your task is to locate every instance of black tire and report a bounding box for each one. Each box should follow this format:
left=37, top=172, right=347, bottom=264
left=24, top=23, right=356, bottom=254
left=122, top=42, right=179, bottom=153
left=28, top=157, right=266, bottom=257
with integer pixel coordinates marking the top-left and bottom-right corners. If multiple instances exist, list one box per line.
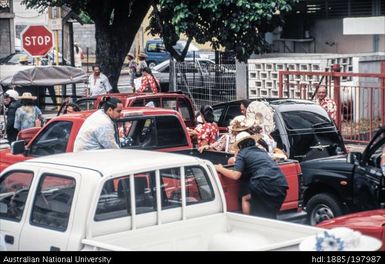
left=306, top=193, right=343, bottom=225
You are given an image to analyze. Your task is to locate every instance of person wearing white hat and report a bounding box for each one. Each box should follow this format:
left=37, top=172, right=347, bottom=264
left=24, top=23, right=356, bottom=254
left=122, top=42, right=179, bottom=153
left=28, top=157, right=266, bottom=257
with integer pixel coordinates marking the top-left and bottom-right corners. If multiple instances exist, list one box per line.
left=214, top=131, right=288, bottom=219
left=3, top=90, right=21, bottom=143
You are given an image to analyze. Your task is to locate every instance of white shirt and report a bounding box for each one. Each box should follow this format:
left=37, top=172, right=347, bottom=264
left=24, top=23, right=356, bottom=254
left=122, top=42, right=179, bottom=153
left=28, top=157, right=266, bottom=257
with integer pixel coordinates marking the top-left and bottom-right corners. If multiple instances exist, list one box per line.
left=74, top=109, right=120, bottom=152
left=88, top=73, right=112, bottom=96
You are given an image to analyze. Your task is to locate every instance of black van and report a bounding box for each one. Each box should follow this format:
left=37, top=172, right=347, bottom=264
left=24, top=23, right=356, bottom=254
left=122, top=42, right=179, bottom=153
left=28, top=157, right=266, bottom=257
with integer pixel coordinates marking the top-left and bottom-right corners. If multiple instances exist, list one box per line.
left=212, top=99, right=346, bottom=162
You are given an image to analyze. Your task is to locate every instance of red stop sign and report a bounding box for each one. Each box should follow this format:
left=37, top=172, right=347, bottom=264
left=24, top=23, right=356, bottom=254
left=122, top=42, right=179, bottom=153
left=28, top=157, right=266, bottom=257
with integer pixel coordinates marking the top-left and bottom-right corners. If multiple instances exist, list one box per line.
left=21, top=25, right=54, bottom=57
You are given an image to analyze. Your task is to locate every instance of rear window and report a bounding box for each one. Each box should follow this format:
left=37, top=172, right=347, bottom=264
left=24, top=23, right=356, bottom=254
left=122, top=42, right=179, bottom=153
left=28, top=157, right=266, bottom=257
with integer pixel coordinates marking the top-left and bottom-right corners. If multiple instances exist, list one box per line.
left=117, top=115, right=188, bottom=149
left=281, top=111, right=334, bottom=131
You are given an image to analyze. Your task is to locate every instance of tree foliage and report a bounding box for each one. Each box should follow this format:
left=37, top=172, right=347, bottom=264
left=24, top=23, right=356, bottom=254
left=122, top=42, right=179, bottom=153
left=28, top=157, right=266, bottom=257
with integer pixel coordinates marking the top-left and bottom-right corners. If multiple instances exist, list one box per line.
left=20, top=0, right=298, bottom=91
left=21, top=0, right=151, bottom=92
left=148, top=0, right=298, bottom=62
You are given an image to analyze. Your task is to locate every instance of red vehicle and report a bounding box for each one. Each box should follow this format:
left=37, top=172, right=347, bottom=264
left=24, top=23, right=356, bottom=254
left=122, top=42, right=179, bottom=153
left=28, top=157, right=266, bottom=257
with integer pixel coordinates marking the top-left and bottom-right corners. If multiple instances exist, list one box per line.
left=1, top=107, right=303, bottom=217
left=317, top=209, right=385, bottom=251
left=70, top=92, right=196, bottom=128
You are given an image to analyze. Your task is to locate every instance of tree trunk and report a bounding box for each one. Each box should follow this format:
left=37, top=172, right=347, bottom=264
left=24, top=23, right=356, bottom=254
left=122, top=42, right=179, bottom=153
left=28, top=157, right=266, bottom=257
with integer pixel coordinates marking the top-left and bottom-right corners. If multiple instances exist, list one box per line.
left=89, top=0, right=151, bottom=93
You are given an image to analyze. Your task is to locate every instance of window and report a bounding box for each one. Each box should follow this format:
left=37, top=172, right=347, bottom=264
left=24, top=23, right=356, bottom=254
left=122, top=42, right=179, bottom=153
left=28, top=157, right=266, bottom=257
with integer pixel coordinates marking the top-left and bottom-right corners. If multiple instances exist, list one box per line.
left=177, top=98, right=193, bottom=122
left=131, top=99, right=145, bottom=107
left=161, top=166, right=214, bottom=206
left=29, top=121, right=72, bottom=156
left=117, top=118, right=156, bottom=149
left=94, top=166, right=213, bottom=221
left=213, top=106, right=225, bottom=123
left=95, top=172, right=156, bottom=221
left=145, top=98, right=160, bottom=107
left=0, top=171, right=34, bottom=221
left=163, top=98, right=177, bottom=110
left=160, top=168, right=182, bottom=209
left=185, top=166, right=214, bottom=204
left=223, top=105, right=242, bottom=126
left=281, top=111, right=334, bottom=131
left=76, top=99, right=96, bottom=111
left=155, top=116, right=188, bottom=148
left=30, top=174, right=75, bottom=231
left=147, top=43, right=166, bottom=53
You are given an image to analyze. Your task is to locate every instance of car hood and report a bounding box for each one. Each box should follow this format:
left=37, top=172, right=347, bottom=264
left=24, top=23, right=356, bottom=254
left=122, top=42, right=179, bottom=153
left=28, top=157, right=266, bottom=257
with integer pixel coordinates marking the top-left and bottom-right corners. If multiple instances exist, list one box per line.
left=318, top=209, right=385, bottom=229
left=301, top=154, right=350, bottom=170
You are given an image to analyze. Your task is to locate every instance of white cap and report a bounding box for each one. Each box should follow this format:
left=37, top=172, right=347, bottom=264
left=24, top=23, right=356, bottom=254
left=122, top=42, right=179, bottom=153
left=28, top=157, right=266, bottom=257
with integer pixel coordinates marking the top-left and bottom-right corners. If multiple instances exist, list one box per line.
left=4, top=90, right=19, bottom=100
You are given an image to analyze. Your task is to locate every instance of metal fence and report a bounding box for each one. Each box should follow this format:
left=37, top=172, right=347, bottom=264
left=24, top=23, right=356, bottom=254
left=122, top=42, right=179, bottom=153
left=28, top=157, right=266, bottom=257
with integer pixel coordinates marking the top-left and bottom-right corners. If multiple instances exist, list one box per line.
left=172, top=61, right=237, bottom=109
left=278, top=64, right=385, bottom=144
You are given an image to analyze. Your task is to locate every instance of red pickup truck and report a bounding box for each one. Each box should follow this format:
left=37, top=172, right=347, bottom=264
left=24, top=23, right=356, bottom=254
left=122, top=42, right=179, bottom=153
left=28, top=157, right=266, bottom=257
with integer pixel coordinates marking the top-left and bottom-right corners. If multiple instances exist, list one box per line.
left=0, top=107, right=302, bottom=216
left=69, top=92, right=196, bottom=128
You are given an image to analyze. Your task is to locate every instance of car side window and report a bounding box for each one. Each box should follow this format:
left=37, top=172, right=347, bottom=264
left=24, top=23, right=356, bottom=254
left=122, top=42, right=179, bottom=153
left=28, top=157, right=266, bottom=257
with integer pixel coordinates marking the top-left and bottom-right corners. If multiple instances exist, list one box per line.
left=213, top=106, right=225, bottom=124
left=30, top=174, right=76, bottom=231
left=185, top=166, right=214, bottom=204
left=0, top=171, right=34, bottom=222
left=95, top=172, right=156, bottom=221
left=76, top=99, right=96, bottom=111
left=29, top=121, right=73, bottom=156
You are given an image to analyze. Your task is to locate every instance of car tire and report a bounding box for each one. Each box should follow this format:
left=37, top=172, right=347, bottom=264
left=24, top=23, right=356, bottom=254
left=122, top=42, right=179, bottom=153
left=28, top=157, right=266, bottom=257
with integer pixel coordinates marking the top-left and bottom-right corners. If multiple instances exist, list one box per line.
left=306, top=193, right=343, bottom=226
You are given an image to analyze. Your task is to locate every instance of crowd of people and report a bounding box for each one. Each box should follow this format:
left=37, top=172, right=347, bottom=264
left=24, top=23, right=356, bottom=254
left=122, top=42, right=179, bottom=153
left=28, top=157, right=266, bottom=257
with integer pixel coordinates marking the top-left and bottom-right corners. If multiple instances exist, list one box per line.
left=0, top=48, right=358, bottom=220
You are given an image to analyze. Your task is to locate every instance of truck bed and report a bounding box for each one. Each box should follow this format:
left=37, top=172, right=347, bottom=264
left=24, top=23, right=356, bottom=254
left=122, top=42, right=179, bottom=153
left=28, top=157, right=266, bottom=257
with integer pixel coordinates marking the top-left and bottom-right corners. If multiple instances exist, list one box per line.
left=82, top=213, right=323, bottom=251
left=172, top=149, right=301, bottom=213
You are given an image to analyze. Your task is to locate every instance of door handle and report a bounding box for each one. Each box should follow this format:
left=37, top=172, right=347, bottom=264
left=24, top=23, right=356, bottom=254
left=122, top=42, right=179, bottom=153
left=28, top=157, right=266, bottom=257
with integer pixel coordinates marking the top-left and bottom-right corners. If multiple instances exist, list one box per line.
left=5, top=235, right=14, bottom=244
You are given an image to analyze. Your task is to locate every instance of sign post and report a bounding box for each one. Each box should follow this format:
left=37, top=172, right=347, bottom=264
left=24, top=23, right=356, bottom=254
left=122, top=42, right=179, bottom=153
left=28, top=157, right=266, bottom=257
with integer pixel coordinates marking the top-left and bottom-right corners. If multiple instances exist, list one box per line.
left=21, top=25, right=54, bottom=57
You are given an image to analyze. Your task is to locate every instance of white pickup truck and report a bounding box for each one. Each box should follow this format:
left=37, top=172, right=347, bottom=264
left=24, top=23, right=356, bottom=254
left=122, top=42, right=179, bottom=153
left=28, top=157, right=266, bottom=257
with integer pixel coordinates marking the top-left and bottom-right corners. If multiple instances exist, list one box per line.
left=0, top=149, right=323, bottom=251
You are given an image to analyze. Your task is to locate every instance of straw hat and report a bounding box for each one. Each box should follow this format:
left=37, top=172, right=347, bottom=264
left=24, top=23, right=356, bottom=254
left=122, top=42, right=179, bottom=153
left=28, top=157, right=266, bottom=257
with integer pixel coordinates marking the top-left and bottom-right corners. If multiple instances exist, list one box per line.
left=19, top=92, right=37, bottom=100
left=231, top=131, right=262, bottom=152
left=127, top=53, right=135, bottom=59
left=245, top=101, right=275, bottom=134
left=138, top=52, right=148, bottom=58
left=228, top=115, right=253, bottom=132
left=19, top=55, right=29, bottom=63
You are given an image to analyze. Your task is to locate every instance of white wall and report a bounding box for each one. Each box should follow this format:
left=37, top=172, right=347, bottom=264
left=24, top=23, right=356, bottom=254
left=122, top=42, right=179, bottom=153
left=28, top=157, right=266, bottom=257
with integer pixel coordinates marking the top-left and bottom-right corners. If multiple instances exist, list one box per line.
left=13, top=0, right=47, bottom=26
left=312, top=18, right=385, bottom=54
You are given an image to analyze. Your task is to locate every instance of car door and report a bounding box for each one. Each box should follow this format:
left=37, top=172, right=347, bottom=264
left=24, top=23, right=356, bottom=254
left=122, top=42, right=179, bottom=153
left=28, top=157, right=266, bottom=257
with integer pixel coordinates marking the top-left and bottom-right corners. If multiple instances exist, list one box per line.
left=18, top=169, right=80, bottom=251
left=353, top=129, right=385, bottom=210
left=0, top=170, right=35, bottom=251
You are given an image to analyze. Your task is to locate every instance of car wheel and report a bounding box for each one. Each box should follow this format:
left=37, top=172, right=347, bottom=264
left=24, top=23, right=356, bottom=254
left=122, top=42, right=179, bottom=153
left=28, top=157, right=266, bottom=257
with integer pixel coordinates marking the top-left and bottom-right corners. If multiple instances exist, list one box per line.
left=306, top=193, right=343, bottom=225
left=148, top=61, right=157, bottom=68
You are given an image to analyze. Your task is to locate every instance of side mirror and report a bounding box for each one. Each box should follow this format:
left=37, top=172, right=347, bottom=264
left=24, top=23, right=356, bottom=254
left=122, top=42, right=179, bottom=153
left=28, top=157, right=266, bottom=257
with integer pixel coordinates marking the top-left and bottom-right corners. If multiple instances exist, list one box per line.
left=346, top=152, right=362, bottom=165
left=11, top=140, right=25, bottom=155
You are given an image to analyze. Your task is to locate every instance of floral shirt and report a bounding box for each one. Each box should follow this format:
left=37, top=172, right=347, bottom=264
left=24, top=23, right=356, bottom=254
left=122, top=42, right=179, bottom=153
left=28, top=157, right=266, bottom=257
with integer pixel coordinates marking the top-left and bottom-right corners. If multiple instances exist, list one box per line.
left=14, top=105, right=43, bottom=131
left=316, top=97, right=337, bottom=122
left=139, top=75, right=159, bottom=93
left=74, top=109, right=120, bottom=151
left=194, top=123, right=219, bottom=148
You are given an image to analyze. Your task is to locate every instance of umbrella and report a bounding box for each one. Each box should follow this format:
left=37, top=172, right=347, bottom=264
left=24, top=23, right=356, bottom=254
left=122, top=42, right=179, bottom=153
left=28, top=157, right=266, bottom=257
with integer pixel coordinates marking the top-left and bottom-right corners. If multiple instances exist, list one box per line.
left=0, top=65, right=88, bottom=87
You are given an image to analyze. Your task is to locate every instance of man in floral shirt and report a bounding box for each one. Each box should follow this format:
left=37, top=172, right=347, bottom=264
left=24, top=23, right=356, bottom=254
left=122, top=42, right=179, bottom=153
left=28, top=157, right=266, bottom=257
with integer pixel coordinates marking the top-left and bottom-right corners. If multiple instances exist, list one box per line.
left=315, top=86, right=337, bottom=123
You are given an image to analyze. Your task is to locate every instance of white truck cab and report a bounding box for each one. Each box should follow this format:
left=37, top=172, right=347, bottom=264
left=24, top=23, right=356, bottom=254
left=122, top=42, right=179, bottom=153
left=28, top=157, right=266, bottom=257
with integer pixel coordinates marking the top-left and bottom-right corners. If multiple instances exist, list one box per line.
left=0, top=149, right=323, bottom=251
